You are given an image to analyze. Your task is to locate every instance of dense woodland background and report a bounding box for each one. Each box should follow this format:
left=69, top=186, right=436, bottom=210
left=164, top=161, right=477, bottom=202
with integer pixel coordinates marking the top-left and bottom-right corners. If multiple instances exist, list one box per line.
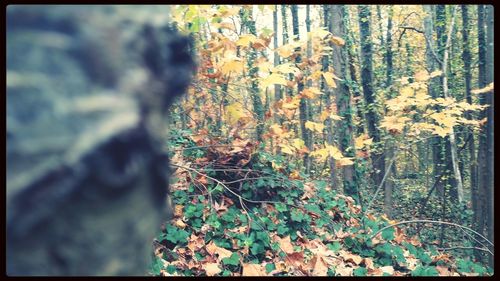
left=153, top=5, right=494, bottom=276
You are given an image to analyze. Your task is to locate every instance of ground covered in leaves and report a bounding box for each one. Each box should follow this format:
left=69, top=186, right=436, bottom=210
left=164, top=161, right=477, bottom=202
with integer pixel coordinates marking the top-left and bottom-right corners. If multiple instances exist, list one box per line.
left=150, top=129, right=492, bottom=276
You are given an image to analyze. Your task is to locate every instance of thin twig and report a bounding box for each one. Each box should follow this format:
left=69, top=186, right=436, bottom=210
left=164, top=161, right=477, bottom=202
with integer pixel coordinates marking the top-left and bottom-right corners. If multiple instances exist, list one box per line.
left=369, top=219, right=494, bottom=248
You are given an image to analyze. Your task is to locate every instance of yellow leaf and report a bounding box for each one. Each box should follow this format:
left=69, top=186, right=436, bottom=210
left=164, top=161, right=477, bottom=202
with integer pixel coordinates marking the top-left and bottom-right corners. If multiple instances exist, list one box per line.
left=380, top=115, right=410, bottom=132
left=414, top=70, right=430, bottom=82
left=236, top=34, right=257, bottom=46
left=326, top=144, right=343, bottom=160
left=329, top=113, right=343, bottom=121
left=322, top=72, right=337, bottom=88
left=330, top=35, right=345, bottom=46
left=430, top=112, right=456, bottom=128
left=310, top=148, right=329, bottom=161
left=400, top=86, right=414, bottom=97
left=275, top=43, right=297, bottom=58
left=308, top=28, right=331, bottom=40
left=220, top=59, right=244, bottom=75
left=291, top=138, right=305, bottom=150
left=175, top=219, right=187, bottom=229
left=429, top=70, right=443, bottom=78
left=305, top=121, right=325, bottom=133
left=337, top=157, right=354, bottom=166
left=282, top=96, right=301, bottom=110
left=279, top=144, right=295, bottom=155
left=471, top=82, right=494, bottom=94
left=261, top=73, right=288, bottom=89
left=204, top=263, right=222, bottom=276
left=225, top=103, right=247, bottom=125
left=242, top=263, right=266, bottom=276
left=269, top=124, right=285, bottom=136
left=273, top=63, right=300, bottom=75
left=431, top=126, right=453, bottom=137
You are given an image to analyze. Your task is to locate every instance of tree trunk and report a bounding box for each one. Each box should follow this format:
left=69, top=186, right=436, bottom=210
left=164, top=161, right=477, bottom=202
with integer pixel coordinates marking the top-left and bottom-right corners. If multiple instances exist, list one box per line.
left=384, top=5, right=395, bottom=218
left=281, top=5, right=293, bottom=97
left=461, top=5, right=478, bottom=228
left=322, top=5, right=338, bottom=190
left=273, top=5, right=281, bottom=103
left=477, top=4, right=494, bottom=267
left=357, top=5, right=385, bottom=189
left=240, top=8, right=264, bottom=142
left=441, top=6, right=464, bottom=204
left=329, top=5, right=359, bottom=201
left=343, top=7, right=365, bottom=135
left=291, top=5, right=311, bottom=174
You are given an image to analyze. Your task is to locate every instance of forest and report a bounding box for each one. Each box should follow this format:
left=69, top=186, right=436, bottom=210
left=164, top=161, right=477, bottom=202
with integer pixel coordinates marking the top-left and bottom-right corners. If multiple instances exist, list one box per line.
left=153, top=4, right=495, bottom=276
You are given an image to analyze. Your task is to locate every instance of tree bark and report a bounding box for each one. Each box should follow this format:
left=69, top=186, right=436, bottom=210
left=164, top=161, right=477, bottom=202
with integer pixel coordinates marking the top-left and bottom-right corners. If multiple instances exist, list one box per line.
left=476, top=4, right=494, bottom=267
left=329, top=5, right=359, bottom=200
left=441, top=6, right=464, bottom=204
left=291, top=5, right=311, bottom=174
left=384, top=5, right=395, bottom=218
left=240, top=8, right=264, bottom=142
left=357, top=5, right=386, bottom=189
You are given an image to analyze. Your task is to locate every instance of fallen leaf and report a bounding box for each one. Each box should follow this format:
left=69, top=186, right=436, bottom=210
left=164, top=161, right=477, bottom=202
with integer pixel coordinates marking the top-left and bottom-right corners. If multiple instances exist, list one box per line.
left=278, top=236, right=295, bottom=254
left=380, top=265, right=394, bottom=275
left=204, top=263, right=222, bottom=276
left=206, top=241, right=232, bottom=262
left=309, top=255, right=329, bottom=276
left=340, top=250, right=363, bottom=265
left=435, top=265, right=452, bottom=276
left=242, top=263, right=266, bottom=276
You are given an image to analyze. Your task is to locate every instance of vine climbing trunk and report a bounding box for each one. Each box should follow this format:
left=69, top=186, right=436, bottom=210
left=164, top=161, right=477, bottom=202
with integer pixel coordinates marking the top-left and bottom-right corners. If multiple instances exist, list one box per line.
left=240, top=7, right=264, bottom=143
left=330, top=5, right=358, bottom=201
left=357, top=5, right=386, bottom=190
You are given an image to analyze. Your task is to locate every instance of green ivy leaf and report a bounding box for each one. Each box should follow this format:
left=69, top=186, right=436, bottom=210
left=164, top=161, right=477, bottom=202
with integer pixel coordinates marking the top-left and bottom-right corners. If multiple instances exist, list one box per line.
left=222, top=253, right=240, bottom=266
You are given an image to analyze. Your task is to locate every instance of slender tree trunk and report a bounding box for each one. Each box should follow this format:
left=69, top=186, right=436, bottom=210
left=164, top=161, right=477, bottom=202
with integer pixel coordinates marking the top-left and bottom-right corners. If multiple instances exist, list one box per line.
left=441, top=6, right=464, bottom=204
left=343, top=7, right=365, bottom=135
left=322, top=5, right=338, bottom=190
left=273, top=5, right=281, bottom=103
left=476, top=5, right=487, bottom=249
left=291, top=5, right=311, bottom=174
left=357, top=5, right=385, bottom=189
left=330, top=5, right=358, bottom=201
left=461, top=5, right=479, bottom=257
left=384, top=6, right=395, bottom=218
left=305, top=5, right=313, bottom=174
left=281, top=5, right=293, bottom=97
left=240, top=8, right=264, bottom=142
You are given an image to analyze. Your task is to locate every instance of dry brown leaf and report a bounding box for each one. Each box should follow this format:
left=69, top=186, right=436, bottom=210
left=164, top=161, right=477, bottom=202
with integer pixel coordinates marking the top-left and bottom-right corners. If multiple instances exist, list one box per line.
left=206, top=241, right=232, bottom=262
left=380, top=265, right=394, bottom=275
left=278, top=236, right=295, bottom=254
left=242, top=263, right=267, bottom=276
left=334, top=263, right=353, bottom=276
left=435, top=265, right=452, bottom=276
left=174, top=219, right=186, bottom=229
left=340, top=250, right=363, bottom=265
left=310, top=256, right=329, bottom=276
left=174, top=205, right=184, bottom=217
left=286, top=252, right=305, bottom=268
left=363, top=258, right=375, bottom=270
left=204, top=263, right=222, bottom=276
